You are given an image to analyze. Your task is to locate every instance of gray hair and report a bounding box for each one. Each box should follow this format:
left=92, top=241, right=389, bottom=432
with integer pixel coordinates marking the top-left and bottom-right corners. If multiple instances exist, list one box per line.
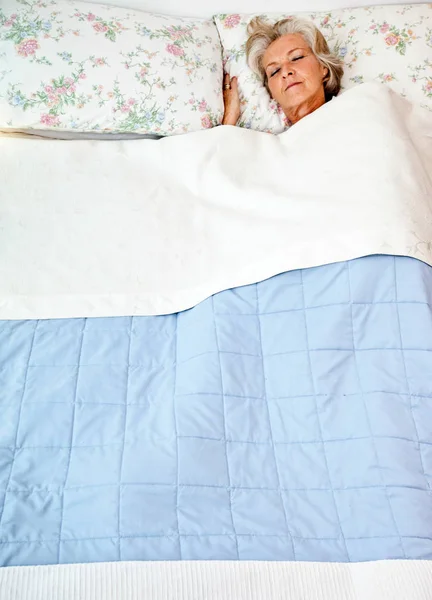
left=246, top=17, right=344, bottom=100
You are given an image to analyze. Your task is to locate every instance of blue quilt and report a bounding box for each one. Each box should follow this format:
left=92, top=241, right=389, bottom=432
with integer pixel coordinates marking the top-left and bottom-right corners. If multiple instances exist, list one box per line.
left=0, top=254, right=431, bottom=567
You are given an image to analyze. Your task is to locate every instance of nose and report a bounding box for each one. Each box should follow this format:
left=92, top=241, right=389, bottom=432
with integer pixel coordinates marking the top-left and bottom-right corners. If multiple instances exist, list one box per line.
left=281, top=62, right=294, bottom=78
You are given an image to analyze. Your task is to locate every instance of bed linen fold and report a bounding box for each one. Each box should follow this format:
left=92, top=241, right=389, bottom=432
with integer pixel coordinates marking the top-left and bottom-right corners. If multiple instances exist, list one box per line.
left=0, top=82, right=431, bottom=320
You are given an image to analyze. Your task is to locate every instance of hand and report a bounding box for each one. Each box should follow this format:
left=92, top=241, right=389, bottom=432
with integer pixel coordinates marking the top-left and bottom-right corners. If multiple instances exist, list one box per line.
left=222, top=73, right=240, bottom=126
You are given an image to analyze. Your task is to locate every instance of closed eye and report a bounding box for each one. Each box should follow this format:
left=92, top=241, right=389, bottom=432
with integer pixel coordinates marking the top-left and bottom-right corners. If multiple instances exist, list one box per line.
left=269, top=55, right=304, bottom=77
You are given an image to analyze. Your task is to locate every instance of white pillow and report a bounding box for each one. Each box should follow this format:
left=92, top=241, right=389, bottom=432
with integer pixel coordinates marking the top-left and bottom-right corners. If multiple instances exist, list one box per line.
left=0, top=0, right=224, bottom=135
left=214, top=4, right=432, bottom=133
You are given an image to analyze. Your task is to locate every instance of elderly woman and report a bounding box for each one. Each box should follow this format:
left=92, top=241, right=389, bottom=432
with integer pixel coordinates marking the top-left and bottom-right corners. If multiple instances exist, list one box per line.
left=222, top=17, right=344, bottom=127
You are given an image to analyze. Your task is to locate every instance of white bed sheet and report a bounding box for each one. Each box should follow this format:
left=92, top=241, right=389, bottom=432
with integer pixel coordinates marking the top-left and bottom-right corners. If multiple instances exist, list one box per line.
left=1, top=83, right=431, bottom=320
left=1, top=559, right=432, bottom=600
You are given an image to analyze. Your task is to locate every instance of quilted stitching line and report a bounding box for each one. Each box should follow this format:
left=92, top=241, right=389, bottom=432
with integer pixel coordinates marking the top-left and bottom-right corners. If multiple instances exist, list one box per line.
left=1, top=434, right=430, bottom=451
left=56, top=318, right=87, bottom=563
left=1, top=433, right=430, bottom=450
left=212, top=300, right=432, bottom=317
left=346, top=262, right=407, bottom=559
left=11, top=387, right=432, bottom=405
left=4, top=533, right=427, bottom=545
left=0, top=320, right=38, bottom=531
left=299, top=270, right=350, bottom=561
left=116, top=316, right=133, bottom=561
left=0, top=482, right=425, bottom=492
left=2, top=533, right=426, bottom=544
left=19, top=340, right=432, bottom=369
left=2, top=482, right=429, bottom=493
left=211, top=296, right=240, bottom=560
left=173, top=314, right=182, bottom=559
left=393, top=257, right=431, bottom=495
left=176, top=390, right=432, bottom=400
left=255, top=284, right=296, bottom=560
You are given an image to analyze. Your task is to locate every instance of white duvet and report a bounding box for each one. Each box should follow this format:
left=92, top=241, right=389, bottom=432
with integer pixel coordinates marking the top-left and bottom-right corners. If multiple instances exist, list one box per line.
left=0, top=82, right=431, bottom=320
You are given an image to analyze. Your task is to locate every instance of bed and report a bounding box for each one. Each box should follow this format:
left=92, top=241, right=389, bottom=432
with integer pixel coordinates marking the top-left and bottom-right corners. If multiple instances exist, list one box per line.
left=0, top=0, right=431, bottom=598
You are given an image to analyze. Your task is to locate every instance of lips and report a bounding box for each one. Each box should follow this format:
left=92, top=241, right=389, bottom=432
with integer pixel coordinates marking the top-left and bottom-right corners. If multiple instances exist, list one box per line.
left=285, top=82, right=301, bottom=91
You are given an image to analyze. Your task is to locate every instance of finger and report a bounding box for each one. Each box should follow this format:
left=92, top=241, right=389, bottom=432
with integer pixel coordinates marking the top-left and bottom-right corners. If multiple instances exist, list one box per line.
left=230, top=76, right=238, bottom=90
left=224, top=72, right=230, bottom=84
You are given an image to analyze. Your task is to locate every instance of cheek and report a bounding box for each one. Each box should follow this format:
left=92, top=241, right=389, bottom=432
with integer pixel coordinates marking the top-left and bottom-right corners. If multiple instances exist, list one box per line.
left=305, top=62, right=326, bottom=85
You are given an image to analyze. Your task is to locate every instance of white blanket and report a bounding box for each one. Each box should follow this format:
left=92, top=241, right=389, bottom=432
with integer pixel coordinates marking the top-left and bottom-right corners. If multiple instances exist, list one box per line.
left=0, top=560, right=431, bottom=600
left=0, top=83, right=431, bottom=320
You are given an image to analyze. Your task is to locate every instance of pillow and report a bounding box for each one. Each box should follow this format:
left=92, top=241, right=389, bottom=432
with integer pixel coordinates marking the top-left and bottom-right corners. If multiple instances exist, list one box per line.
left=214, top=4, right=432, bottom=133
left=0, top=0, right=224, bottom=135
left=0, top=127, right=162, bottom=139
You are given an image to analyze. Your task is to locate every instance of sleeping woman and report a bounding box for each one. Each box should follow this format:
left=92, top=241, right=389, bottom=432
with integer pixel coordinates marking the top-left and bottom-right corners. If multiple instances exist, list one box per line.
left=222, top=17, right=344, bottom=127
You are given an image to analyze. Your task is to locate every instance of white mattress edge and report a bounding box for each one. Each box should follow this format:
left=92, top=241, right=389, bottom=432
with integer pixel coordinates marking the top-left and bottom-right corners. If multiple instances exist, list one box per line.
left=0, top=560, right=431, bottom=600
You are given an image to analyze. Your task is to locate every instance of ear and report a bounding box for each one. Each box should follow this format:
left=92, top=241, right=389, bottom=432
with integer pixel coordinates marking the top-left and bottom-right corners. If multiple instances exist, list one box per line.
left=322, top=65, right=329, bottom=81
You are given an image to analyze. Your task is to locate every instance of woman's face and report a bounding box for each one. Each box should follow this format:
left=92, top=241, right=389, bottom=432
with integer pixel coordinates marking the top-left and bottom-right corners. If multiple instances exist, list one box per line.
left=262, top=33, right=328, bottom=123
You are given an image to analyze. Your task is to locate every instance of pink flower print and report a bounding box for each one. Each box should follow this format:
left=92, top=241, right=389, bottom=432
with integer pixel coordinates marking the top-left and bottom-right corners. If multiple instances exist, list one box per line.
left=425, top=79, right=432, bottom=92
left=380, top=23, right=390, bottom=34
left=201, top=114, right=212, bottom=128
left=16, top=38, right=39, bottom=58
left=370, top=24, right=377, bottom=29
left=4, top=20, right=13, bottom=27
left=120, top=104, right=130, bottom=113
left=65, top=77, right=74, bottom=86
left=57, top=86, right=67, bottom=95
left=93, top=22, right=108, bottom=33
left=167, top=27, right=183, bottom=41
left=10, top=14, right=17, bottom=20
left=188, top=98, right=194, bottom=104
left=223, top=14, right=241, bottom=28
left=79, top=73, right=86, bottom=79
left=44, top=85, right=54, bottom=93
left=322, top=16, right=329, bottom=25
left=40, top=114, right=60, bottom=126
left=94, top=57, right=106, bottom=66
left=385, top=34, right=399, bottom=46
left=383, top=74, right=394, bottom=82
left=166, top=43, right=184, bottom=56
left=198, top=100, right=207, bottom=112
left=87, top=13, right=96, bottom=21
left=127, top=98, right=136, bottom=105
left=140, top=66, right=148, bottom=78
left=73, top=30, right=80, bottom=36
left=47, top=94, right=58, bottom=106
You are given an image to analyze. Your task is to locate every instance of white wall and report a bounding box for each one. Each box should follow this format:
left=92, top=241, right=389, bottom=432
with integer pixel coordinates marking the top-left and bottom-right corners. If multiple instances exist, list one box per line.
left=83, top=0, right=427, bottom=18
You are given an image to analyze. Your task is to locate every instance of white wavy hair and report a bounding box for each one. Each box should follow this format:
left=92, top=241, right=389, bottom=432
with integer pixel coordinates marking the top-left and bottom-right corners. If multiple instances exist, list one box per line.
left=246, top=17, right=344, bottom=99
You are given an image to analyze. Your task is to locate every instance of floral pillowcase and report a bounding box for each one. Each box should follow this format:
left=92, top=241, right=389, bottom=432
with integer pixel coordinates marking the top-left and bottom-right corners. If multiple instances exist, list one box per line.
left=214, top=4, right=432, bottom=134
left=0, top=0, right=224, bottom=135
